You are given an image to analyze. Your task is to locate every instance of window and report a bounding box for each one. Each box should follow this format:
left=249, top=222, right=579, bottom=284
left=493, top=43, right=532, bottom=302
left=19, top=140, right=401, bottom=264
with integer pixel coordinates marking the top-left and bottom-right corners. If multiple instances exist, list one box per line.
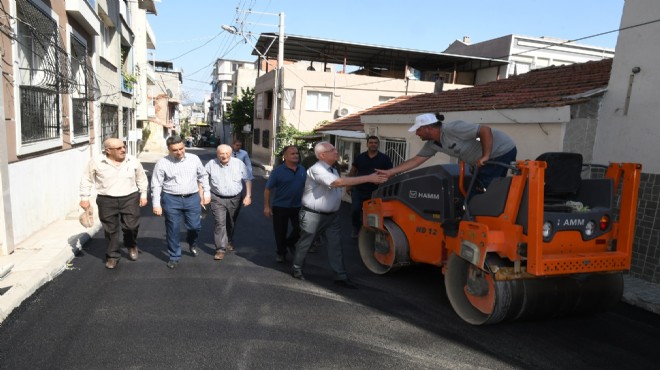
left=305, top=91, right=332, bottom=112
left=283, top=89, right=296, bottom=110
left=101, top=104, right=119, bottom=140
left=122, top=107, right=133, bottom=141
left=264, top=91, right=273, bottom=119
left=383, top=138, right=407, bottom=167
left=71, top=36, right=89, bottom=137
left=255, top=93, right=263, bottom=119
left=16, top=0, right=63, bottom=147
left=253, top=128, right=260, bottom=145
left=262, top=129, right=270, bottom=148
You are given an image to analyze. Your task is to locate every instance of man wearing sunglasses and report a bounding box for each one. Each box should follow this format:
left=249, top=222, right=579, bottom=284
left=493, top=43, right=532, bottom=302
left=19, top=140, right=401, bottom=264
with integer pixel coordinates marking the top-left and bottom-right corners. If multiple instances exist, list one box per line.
left=79, top=138, right=149, bottom=269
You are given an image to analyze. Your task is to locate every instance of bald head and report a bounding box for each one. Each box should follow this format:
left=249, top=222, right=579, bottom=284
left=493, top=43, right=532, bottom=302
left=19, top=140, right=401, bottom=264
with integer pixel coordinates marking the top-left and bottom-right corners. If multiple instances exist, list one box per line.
left=217, top=144, right=233, bottom=165
left=103, top=138, right=126, bottom=161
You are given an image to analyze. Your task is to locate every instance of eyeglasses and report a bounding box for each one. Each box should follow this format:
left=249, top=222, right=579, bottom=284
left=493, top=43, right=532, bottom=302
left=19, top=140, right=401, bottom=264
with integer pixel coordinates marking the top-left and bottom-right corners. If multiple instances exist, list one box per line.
left=106, top=146, right=126, bottom=150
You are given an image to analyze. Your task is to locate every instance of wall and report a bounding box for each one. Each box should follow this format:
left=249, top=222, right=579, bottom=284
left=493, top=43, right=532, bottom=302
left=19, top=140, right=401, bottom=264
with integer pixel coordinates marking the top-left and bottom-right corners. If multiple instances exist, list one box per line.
left=594, top=0, right=660, bottom=283
left=8, top=147, right=91, bottom=244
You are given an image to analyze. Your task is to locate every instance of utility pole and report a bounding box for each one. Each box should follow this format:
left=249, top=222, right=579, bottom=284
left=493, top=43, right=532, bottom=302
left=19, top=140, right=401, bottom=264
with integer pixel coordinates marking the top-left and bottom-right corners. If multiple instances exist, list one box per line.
left=222, top=9, right=285, bottom=167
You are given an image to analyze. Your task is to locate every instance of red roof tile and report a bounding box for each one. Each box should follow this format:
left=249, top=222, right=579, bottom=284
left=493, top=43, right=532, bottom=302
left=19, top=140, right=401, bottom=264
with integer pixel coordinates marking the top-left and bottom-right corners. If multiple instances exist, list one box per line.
left=317, top=59, right=612, bottom=132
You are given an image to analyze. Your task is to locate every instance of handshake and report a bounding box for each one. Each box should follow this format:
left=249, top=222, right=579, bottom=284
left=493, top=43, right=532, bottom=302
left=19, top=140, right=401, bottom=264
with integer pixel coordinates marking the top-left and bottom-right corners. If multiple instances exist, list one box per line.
left=366, top=171, right=389, bottom=184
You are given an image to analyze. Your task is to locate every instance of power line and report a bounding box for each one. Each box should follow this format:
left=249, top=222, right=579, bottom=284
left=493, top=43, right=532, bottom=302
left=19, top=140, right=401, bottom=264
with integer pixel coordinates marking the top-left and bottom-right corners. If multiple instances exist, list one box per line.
left=498, top=18, right=660, bottom=60
left=166, top=30, right=225, bottom=62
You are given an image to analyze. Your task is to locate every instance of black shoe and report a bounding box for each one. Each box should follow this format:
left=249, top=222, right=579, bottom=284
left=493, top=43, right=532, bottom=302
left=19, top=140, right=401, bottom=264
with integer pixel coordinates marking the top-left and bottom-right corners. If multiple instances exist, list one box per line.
left=291, top=269, right=305, bottom=280
left=276, top=254, right=285, bottom=263
left=166, top=260, right=179, bottom=269
left=334, top=278, right=357, bottom=289
left=189, top=244, right=198, bottom=257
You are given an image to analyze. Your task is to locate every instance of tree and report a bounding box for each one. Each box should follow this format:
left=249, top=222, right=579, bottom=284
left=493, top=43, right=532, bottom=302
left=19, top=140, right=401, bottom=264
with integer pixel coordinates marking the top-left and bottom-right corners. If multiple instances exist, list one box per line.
left=227, top=87, right=254, bottom=142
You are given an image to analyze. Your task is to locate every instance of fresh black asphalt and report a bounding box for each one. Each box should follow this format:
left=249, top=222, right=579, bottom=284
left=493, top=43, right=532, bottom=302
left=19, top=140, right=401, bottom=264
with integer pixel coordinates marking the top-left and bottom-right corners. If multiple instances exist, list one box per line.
left=1, top=147, right=660, bottom=369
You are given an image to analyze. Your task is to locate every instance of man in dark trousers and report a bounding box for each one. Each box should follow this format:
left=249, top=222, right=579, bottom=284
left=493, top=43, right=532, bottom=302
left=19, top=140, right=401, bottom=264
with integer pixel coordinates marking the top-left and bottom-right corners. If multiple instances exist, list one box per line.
left=291, top=142, right=387, bottom=288
left=80, top=138, right=149, bottom=269
left=346, top=136, right=392, bottom=238
left=264, top=146, right=306, bottom=263
left=205, top=144, right=252, bottom=260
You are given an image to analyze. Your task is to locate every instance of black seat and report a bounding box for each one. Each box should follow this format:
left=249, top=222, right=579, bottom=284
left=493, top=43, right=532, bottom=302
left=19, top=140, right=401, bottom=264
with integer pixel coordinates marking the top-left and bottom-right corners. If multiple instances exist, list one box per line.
left=536, top=152, right=583, bottom=212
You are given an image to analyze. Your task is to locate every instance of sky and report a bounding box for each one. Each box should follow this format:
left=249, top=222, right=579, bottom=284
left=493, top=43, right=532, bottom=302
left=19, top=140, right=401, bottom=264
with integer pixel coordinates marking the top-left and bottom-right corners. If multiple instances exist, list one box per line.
left=147, top=0, right=626, bottom=103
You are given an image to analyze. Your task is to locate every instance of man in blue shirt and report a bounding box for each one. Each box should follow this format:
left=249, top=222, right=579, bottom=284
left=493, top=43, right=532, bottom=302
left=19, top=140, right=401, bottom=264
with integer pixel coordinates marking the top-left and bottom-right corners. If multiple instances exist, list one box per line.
left=264, top=146, right=306, bottom=263
left=230, top=139, right=254, bottom=247
left=346, top=136, right=392, bottom=238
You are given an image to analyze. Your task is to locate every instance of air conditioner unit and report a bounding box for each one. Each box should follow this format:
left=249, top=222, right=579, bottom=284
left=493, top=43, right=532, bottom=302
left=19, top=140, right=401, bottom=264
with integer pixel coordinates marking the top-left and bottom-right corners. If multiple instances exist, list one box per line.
left=336, top=107, right=351, bottom=117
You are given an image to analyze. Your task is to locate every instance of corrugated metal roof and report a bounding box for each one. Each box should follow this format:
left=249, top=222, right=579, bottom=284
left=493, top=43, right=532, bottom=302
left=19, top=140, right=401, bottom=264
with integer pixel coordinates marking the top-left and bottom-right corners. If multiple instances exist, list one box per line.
left=253, top=33, right=508, bottom=72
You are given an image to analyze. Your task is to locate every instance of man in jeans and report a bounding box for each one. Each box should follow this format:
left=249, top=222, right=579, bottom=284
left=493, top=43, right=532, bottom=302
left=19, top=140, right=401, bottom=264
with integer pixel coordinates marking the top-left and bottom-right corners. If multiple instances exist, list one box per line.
left=152, top=136, right=210, bottom=269
left=79, top=138, right=149, bottom=269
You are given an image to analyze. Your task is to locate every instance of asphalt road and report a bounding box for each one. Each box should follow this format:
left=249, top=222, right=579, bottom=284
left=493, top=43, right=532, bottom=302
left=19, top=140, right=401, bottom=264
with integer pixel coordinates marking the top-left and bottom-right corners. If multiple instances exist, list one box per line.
left=1, top=147, right=659, bottom=369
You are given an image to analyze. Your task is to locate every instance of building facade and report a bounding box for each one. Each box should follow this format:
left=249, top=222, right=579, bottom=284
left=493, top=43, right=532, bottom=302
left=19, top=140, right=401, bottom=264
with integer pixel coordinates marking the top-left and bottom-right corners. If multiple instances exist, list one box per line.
left=0, top=0, right=156, bottom=255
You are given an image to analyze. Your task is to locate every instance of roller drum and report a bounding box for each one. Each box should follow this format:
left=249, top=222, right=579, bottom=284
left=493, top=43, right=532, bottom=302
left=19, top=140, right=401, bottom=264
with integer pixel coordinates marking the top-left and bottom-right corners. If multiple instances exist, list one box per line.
left=445, top=254, right=624, bottom=325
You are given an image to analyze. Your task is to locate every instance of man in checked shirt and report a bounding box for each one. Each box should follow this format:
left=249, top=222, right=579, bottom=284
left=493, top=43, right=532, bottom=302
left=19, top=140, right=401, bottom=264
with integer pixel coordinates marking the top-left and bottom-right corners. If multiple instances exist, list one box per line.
left=152, top=136, right=211, bottom=269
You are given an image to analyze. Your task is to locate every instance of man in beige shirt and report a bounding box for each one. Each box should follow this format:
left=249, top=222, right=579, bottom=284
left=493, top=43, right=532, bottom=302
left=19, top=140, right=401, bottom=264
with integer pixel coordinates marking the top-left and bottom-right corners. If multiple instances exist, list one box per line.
left=80, top=138, right=149, bottom=269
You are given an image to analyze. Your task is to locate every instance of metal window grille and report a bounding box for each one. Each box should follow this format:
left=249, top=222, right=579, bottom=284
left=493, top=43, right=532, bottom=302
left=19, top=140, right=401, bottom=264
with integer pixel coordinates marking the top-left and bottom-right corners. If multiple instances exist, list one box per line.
left=20, top=86, right=59, bottom=143
left=262, top=130, right=270, bottom=148
left=72, top=98, right=88, bottom=136
left=383, top=139, right=407, bottom=167
left=101, top=104, right=118, bottom=140
left=122, top=107, right=133, bottom=139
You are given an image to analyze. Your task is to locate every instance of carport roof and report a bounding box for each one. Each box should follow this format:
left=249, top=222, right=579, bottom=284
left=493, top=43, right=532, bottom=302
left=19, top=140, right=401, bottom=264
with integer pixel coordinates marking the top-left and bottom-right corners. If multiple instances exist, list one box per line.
left=253, top=33, right=508, bottom=72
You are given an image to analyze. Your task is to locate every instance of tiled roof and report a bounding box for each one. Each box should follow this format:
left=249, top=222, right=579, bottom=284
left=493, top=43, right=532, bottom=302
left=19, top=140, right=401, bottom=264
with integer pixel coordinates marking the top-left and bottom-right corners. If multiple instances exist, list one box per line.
left=317, top=59, right=612, bottom=132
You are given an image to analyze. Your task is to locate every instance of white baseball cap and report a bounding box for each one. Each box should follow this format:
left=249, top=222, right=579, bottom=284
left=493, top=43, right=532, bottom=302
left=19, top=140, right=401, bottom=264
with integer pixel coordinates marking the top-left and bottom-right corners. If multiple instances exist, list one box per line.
left=409, top=113, right=439, bottom=132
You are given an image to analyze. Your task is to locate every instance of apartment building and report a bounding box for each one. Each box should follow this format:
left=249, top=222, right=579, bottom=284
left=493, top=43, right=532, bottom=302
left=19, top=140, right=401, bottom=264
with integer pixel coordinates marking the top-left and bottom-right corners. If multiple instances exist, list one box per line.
left=0, top=0, right=157, bottom=254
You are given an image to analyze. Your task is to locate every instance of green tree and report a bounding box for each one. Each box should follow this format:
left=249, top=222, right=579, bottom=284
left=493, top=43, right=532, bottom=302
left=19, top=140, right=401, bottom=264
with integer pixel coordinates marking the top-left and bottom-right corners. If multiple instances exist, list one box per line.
left=275, top=119, right=314, bottom=155
left=227, top=87, right=254, bottom=142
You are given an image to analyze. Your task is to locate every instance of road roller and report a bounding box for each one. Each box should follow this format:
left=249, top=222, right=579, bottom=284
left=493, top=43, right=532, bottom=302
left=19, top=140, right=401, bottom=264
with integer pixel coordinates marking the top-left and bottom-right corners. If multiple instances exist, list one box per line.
left=359, top=153, right=642, bottom=325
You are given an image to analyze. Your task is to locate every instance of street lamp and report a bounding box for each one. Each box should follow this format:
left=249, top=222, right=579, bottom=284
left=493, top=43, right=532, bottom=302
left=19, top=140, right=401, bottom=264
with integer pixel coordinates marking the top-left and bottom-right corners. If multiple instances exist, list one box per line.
left=221, top=11, right=284, bottom=168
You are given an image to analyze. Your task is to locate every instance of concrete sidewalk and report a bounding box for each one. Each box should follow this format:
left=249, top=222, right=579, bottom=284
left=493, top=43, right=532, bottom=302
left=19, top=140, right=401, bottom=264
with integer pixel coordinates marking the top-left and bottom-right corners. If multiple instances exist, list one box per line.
left=1, top=151, right=658, bottom=322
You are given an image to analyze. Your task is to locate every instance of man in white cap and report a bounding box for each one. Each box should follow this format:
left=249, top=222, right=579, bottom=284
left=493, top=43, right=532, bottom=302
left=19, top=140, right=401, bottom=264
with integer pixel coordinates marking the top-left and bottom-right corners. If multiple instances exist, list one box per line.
left=377, top=113, right=516, bottom=190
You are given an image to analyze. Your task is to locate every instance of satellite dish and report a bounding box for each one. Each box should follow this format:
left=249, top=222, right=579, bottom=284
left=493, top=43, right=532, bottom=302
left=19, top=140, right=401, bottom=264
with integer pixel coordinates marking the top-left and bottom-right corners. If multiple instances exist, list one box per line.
left=166, top=88, right=173, bottom=98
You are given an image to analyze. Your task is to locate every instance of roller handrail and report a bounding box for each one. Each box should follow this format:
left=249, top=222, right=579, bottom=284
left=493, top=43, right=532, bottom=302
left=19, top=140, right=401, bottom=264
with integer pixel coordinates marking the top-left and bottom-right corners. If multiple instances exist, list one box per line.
left=460, top=160, right=520, bottom=222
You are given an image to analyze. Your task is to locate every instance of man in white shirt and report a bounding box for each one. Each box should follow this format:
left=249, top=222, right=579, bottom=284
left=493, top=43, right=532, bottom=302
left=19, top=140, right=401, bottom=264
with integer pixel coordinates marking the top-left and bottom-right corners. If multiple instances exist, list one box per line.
left=292, top=142, right=387, bottom=288
left=79, top=138, right=148, bottom=269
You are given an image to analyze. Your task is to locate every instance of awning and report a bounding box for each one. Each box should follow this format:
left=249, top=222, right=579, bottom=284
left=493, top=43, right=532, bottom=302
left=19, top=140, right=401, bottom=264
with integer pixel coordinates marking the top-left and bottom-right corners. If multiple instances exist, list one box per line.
left=318, top=130, right=366, bottom=139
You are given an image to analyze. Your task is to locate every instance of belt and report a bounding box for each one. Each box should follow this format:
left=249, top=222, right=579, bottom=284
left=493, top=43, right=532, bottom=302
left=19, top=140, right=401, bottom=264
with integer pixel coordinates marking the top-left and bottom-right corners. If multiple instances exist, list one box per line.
left=98, top=191, right=138, bottom=199
left=212, top=191, right=240, bottom=199
left=302, top=206, right=334, bottom=216
left=166, top=192, right=197, bottom=198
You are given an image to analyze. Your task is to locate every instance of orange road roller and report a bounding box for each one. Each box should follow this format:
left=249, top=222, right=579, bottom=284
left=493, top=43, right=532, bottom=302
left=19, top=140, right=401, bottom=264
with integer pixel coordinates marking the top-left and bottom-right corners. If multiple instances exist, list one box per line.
left=359, top=153, right=642, bottom=325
